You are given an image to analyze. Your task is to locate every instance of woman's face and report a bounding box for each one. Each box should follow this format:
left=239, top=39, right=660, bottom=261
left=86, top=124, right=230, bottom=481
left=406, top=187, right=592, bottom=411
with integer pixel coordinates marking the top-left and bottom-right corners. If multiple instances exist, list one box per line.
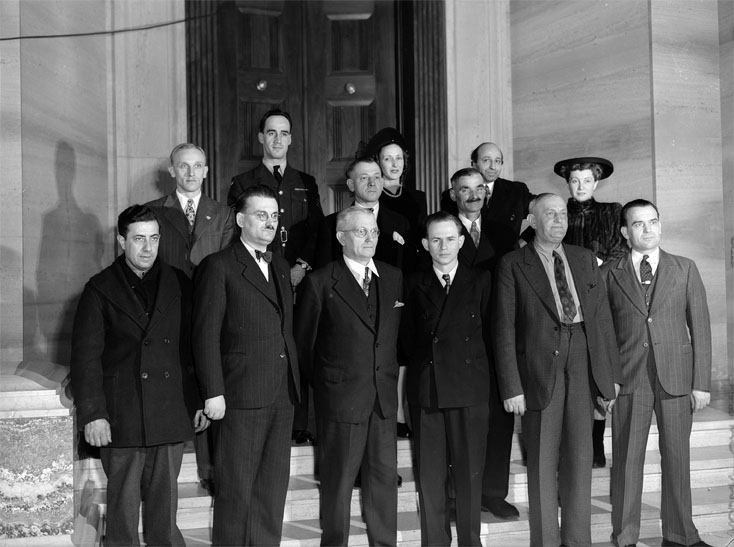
left=379, top=144, right=405, bottom=183
left=567, top=169, right=598, bottom=202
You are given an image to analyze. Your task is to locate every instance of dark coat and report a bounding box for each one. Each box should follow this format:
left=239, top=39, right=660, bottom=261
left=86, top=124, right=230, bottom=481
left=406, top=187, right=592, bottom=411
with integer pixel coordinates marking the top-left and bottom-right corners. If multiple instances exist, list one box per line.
left=70, top=257, right=196, bottom=447
left=146, top=192, right=236, bottom=279
left=192, top=240, right=300, bottom=408
left=457, top=215, right=517, bottom=273
left=228, top=163, right=324, bottom=267
left=295, top=258, right=403, bottom=423
left=493, top=243, right=621, bottom=410
left=400, top=263, right=492, bottom=408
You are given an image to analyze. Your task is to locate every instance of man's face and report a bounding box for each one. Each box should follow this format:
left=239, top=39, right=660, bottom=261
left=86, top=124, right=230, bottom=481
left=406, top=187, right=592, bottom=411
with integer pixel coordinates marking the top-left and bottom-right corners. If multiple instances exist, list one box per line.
left=422, top=220, right=464, bottom=268
left=621, top=205, right=661, bottom=253
left=450, top=173, right=486, bottom=215
left=379, top=143, right=405, bottom=183
left=336, top=210, right=379, bottom=263
left=258, top=115, right=292, bottom=161
left=117, top=220, right=160, bottom=273
left=347, top=161, right=384, bottom=206
left=168, top=147, right=208, bottom=195
left=567, top=169, right=599, bottom=203
left=530, top=195, right=568, bottom=246
left=471, top=143, right=504, bottom=184
left=236, top=195, right=279, bottom=248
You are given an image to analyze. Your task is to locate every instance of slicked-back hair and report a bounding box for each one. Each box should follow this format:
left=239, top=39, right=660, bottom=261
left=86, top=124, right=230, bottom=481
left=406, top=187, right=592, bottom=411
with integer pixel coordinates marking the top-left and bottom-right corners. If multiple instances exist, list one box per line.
left=234, top=184, right=278, bottom=214
left=259, top=109, right=293, bottom=133
left=529, top=193, right=561, bottom=216
left=450, top=167, right=483, bottom=187
left=345, top=156, right=380, bottom=180
left=424, top=211, right=463, bottom=239
left=558, top=162, right=604, bottom=182
left=169, top=143, right=207, bottom=166
left=118, top=205, right=159, bottom=238
left=336, top=206, right=374, bottom=233
left=620, top=199, right=659, bottom=227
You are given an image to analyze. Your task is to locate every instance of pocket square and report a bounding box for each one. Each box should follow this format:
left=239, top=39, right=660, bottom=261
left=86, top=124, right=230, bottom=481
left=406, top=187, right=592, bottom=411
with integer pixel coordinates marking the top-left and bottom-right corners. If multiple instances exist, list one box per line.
left=393, top=301, right=405, bottom=308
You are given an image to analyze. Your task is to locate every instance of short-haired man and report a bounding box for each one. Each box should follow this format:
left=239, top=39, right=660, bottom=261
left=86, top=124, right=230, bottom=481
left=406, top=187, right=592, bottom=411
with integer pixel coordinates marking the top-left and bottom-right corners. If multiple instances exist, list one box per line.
left=296, top=207, right=403, bottom=546
left=71, top=205, right=206, bottom=546
left=494, top=193, right=621, bottom=546
left=228, top=110, right=323, bottom=445
left=400, top=211, right=492, bottom=546
left=146, top=142, right=236, bottom=493
left=193, top=185, right=301, bottom=546
left=603, top=199, right=712, bottom=547
left=315, top=156, right=409, bottom=270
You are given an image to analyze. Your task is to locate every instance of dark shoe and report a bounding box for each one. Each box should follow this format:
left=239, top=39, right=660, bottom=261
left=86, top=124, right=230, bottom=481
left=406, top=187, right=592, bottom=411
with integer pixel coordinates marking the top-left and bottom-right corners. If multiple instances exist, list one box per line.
left=593, top=419, right=606, bottom=468
left=662, top=540, right=712, bottom=547
left=481, top=497, right=519, bottom=520
left=199, top=478, right=214, bottom=496
left=397, top=422, right=412, bottom=438
left=397, top=474, right=403, bottom=487
left=292, top=429, right=315, bottom=445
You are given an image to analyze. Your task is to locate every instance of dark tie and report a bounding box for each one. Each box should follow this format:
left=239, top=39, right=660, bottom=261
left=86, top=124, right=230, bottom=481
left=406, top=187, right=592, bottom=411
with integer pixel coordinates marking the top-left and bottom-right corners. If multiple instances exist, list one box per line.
left=640, top=254, right=652, bottom=285
left=273, top=165, right=283, bottom=184
left=362, top=266, right=371, bottom=297
left=553, top=251, right=577, bottom=324
left=442, top=273, right=451, bottom=294
left=470, top=220, right=480, bottom=247
left=255, top=250, right=272, bottom=263
left=184, top=198, right=195, bottom=233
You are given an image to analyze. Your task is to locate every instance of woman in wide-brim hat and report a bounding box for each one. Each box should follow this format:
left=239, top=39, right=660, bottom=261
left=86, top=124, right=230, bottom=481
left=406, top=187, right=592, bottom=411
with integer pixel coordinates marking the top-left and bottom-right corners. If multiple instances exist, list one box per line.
left=555, top=156, right=627, bottom=469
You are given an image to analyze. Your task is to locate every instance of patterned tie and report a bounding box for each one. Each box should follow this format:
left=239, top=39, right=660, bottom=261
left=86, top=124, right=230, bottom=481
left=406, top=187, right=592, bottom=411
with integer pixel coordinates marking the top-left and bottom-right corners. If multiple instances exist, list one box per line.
left=184, top=199, right=196, bottom=233
left=640, top=254, right=652, bottom=285
left=553, top=251, right=577, bottom=324
left=273, top=165, right=283, bottom=184
left=362, top=266, right=371, bottom=297
left=470, top=220, right=480, bottom=247
left=255, top=250, right=272, bottom=263
left=442, top=273, right=451, bottom=294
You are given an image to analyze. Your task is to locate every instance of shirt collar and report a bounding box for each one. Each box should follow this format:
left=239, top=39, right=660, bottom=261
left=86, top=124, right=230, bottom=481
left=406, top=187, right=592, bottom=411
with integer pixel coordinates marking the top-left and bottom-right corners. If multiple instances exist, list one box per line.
left=433, top=263, right=458, bottom=286
left=175, top=190, right=202, bottom=212
left=631, top=247, right=660, bottom=273
left=343, top=255, right=379, bottom=283
left=457, top=213, right=481, bottom=233
left=354, top=201, right=379, bottom=218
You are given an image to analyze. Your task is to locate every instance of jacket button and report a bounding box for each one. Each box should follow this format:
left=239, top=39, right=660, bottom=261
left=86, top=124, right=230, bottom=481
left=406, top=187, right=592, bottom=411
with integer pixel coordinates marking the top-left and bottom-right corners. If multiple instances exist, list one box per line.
left=141, top=373, right=148, bottom=379
left=433, top=337, right=439, bottom=343
left=643, top=342, right=649, bottom=348
left=465, top=336, right=470, bottom=342
left=376, top=365, right=381, bottom=371
left=279, top=353, right=286, bottom=359
left=143, top=339, right=150, bottom=346
left=164, top=371, right=170, bottom=378
left=163, top=338, right=170, bottom=344
left=279, top=190, right=284, bottom=195
left=647, top=318, right=653, bottom=323
left=553, top=350, right=559, bottom=356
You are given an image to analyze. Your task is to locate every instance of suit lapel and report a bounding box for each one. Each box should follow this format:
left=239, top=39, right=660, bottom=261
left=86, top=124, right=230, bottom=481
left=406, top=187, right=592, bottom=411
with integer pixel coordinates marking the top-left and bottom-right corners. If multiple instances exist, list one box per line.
left=331, top=259, right=375, bottom=333
left=161, top=193, right=191, bottom=240
left=648, top=250, right=676, bottom=313
left=145, top=264, right=180, bottom=334
left=520, top=245, right=561, bottom=322
left=564, top=245, right=593, bottom=315
left=95, top=261, right=153, bottom=331
left=417, top=270, right=445, bottom=313
left=234, top=241, right=279, bottom=306
left=611, top=254, right=648, bottom=316
left=458, top=225, right=477, bottom=263
left=192, top=195, right=217, bottom=239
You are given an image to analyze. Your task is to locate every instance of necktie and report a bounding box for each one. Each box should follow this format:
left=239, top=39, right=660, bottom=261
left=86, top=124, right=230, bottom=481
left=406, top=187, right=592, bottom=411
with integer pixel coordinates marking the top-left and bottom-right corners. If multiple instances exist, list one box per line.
left=553, top=251, right=577, bottom=324
left=442, top=273, right=451, bottom=294
left=362, top=266, right=371, bottom=297
left=184, top=199, right=196, bottom=232
left=470, top=220, right=480, bottom=247
left=273, top=165, right=283, bottom=184
left=255, top=250, right=272, bottom=263
left=640, top=255, right=652, bottom=285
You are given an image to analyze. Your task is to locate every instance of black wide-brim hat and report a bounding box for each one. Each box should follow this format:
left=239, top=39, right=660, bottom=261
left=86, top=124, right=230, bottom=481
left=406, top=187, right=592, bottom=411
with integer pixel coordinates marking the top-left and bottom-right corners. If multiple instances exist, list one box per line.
left=364, top=127, right=408, bottom=158
left=553, top=157, right=614, bottom=180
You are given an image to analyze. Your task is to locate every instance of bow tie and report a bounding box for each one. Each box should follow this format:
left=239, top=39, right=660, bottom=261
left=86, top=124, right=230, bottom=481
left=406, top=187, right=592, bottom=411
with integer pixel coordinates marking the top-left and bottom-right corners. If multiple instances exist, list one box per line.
left=255, top=250, right=272, bottom=263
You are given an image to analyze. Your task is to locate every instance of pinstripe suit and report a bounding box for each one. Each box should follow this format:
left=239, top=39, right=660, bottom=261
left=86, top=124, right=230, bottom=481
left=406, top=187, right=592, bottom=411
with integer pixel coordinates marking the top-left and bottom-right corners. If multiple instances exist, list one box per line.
left=193, top=240, right=300, bottom=546
left=603, top=250, right=711, bottom=547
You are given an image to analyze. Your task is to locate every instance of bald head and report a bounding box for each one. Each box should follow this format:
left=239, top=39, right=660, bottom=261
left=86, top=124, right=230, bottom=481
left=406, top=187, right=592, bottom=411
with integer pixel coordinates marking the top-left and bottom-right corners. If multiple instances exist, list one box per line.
left=529, top=193, right=568, bottom=248
left=471, top=142, right=504, bottom=183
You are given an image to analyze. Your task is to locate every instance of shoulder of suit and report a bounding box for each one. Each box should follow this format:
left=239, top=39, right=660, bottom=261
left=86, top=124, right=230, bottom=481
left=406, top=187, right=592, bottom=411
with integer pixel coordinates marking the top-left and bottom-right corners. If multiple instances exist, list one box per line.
left=374, top=259, right=402, bottom=278
left=199, top=193, right=233, bottom=214
left=659, top=248, right=695, bottom=269
left=497, top=177, right=530, bottom=191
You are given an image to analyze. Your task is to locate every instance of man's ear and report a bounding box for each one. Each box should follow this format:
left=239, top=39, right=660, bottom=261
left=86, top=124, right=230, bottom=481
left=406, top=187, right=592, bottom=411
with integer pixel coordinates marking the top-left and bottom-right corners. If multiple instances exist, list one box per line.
left=620, top=225, right=629, bottom=241
left=450, top=187, right=457, bottom=202
left=421, top=238, right=429, bottom=252
left=336, top=231, right=346, bottom=247
left=458, top=234, right=465, bottom=248
left=346, top=179, right=355, bottom=193
left=116, top=234, right=126, bottom=252
left=236, top=212, right=245, bottom=229
left=528, top=214, right=537, bottom=229
left=258, top=132, right=265, bottom=144
left=167, top=166, right=176, bottom=178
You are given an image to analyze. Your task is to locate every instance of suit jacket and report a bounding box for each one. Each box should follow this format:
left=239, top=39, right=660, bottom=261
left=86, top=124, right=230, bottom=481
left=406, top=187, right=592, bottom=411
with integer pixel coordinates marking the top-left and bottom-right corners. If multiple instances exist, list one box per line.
left=441, top=177, right=533, bottom=238
left=295, top=258, right=403, bottom=423
left=602, top=249, right=711, bottom=396
left=457, top=215, right=517, bottom=272
left=493, top=243, right=621, bottom=410
left=71, top=257, right=196, bottom=447
left=400, top=263, right=492, bottom=409
left=228, top=163, right=324, bottom=267
left=146, top=192, right=236, bottom=279
left=192, top=240, right=300, bottom=408
left=314, top=206, right=411, bottom=270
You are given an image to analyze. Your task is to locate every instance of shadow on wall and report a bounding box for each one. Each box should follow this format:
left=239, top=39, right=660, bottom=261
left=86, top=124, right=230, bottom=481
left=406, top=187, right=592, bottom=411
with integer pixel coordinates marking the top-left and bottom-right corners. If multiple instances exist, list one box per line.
left=19, top=140, right=107, bottom=407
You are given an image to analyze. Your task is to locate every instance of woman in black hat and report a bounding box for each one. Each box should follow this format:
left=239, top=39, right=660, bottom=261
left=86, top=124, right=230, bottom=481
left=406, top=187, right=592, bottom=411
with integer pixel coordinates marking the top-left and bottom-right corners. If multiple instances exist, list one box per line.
left=555, top=156, right=627, bottom=468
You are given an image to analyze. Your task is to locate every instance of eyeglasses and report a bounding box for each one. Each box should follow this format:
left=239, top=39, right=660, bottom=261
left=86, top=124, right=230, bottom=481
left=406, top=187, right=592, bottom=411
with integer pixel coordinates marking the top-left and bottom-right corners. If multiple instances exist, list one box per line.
left=343, top=227, right=380, bottom=238
left=243, top=211, right=279, bottom=222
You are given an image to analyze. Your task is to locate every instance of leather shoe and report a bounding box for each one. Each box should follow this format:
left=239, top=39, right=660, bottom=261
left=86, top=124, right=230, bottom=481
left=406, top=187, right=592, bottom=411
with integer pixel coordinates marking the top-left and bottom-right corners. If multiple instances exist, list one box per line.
left=481, top=497, right=519, bottom=520
left=397, top=474, right=403, bottom=487
left=397, top=422, right=412, bottom=438
left=662, top=540, right=712, bottom=547
left=199, top=478, right=214, bottom=496
left=291, top=429, right=315, bottom=445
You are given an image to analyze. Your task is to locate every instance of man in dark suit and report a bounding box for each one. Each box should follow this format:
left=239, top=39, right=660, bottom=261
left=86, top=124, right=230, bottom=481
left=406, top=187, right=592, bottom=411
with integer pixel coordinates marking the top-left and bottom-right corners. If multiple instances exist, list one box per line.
left=71, top=205, right=206, bottom=546
left=296, top=207, right=403, bottom=546
left=314, top=156, right=410, bottom=270
left=447, top=167, right=517, bottom=519
left=146, top=142, right=235, bottom=492
left=228, top=109, right=323, bottom=445
left=494, top=193, right=621, bottom=547
left=400, top=211, right=491, bottom=546
left=603, top=199, right=712, bottom=547
left=193, top=185, right=300, bottom=546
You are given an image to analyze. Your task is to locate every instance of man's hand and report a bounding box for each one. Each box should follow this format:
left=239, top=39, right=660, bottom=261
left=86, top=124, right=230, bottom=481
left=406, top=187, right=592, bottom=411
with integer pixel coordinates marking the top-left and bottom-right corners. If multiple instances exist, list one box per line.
left=204, top=395, right=226, bottom=420
left=193, top=409, right=210, bottom=433
left=598, top=383, right=622, bottom=413
left=504, top=395, right=526, bottom=416
left=290, top=265, right=307, bottom=287
left=690, top=389, right=710, bottom=412
left=84, top=418, right=112, bottom=447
